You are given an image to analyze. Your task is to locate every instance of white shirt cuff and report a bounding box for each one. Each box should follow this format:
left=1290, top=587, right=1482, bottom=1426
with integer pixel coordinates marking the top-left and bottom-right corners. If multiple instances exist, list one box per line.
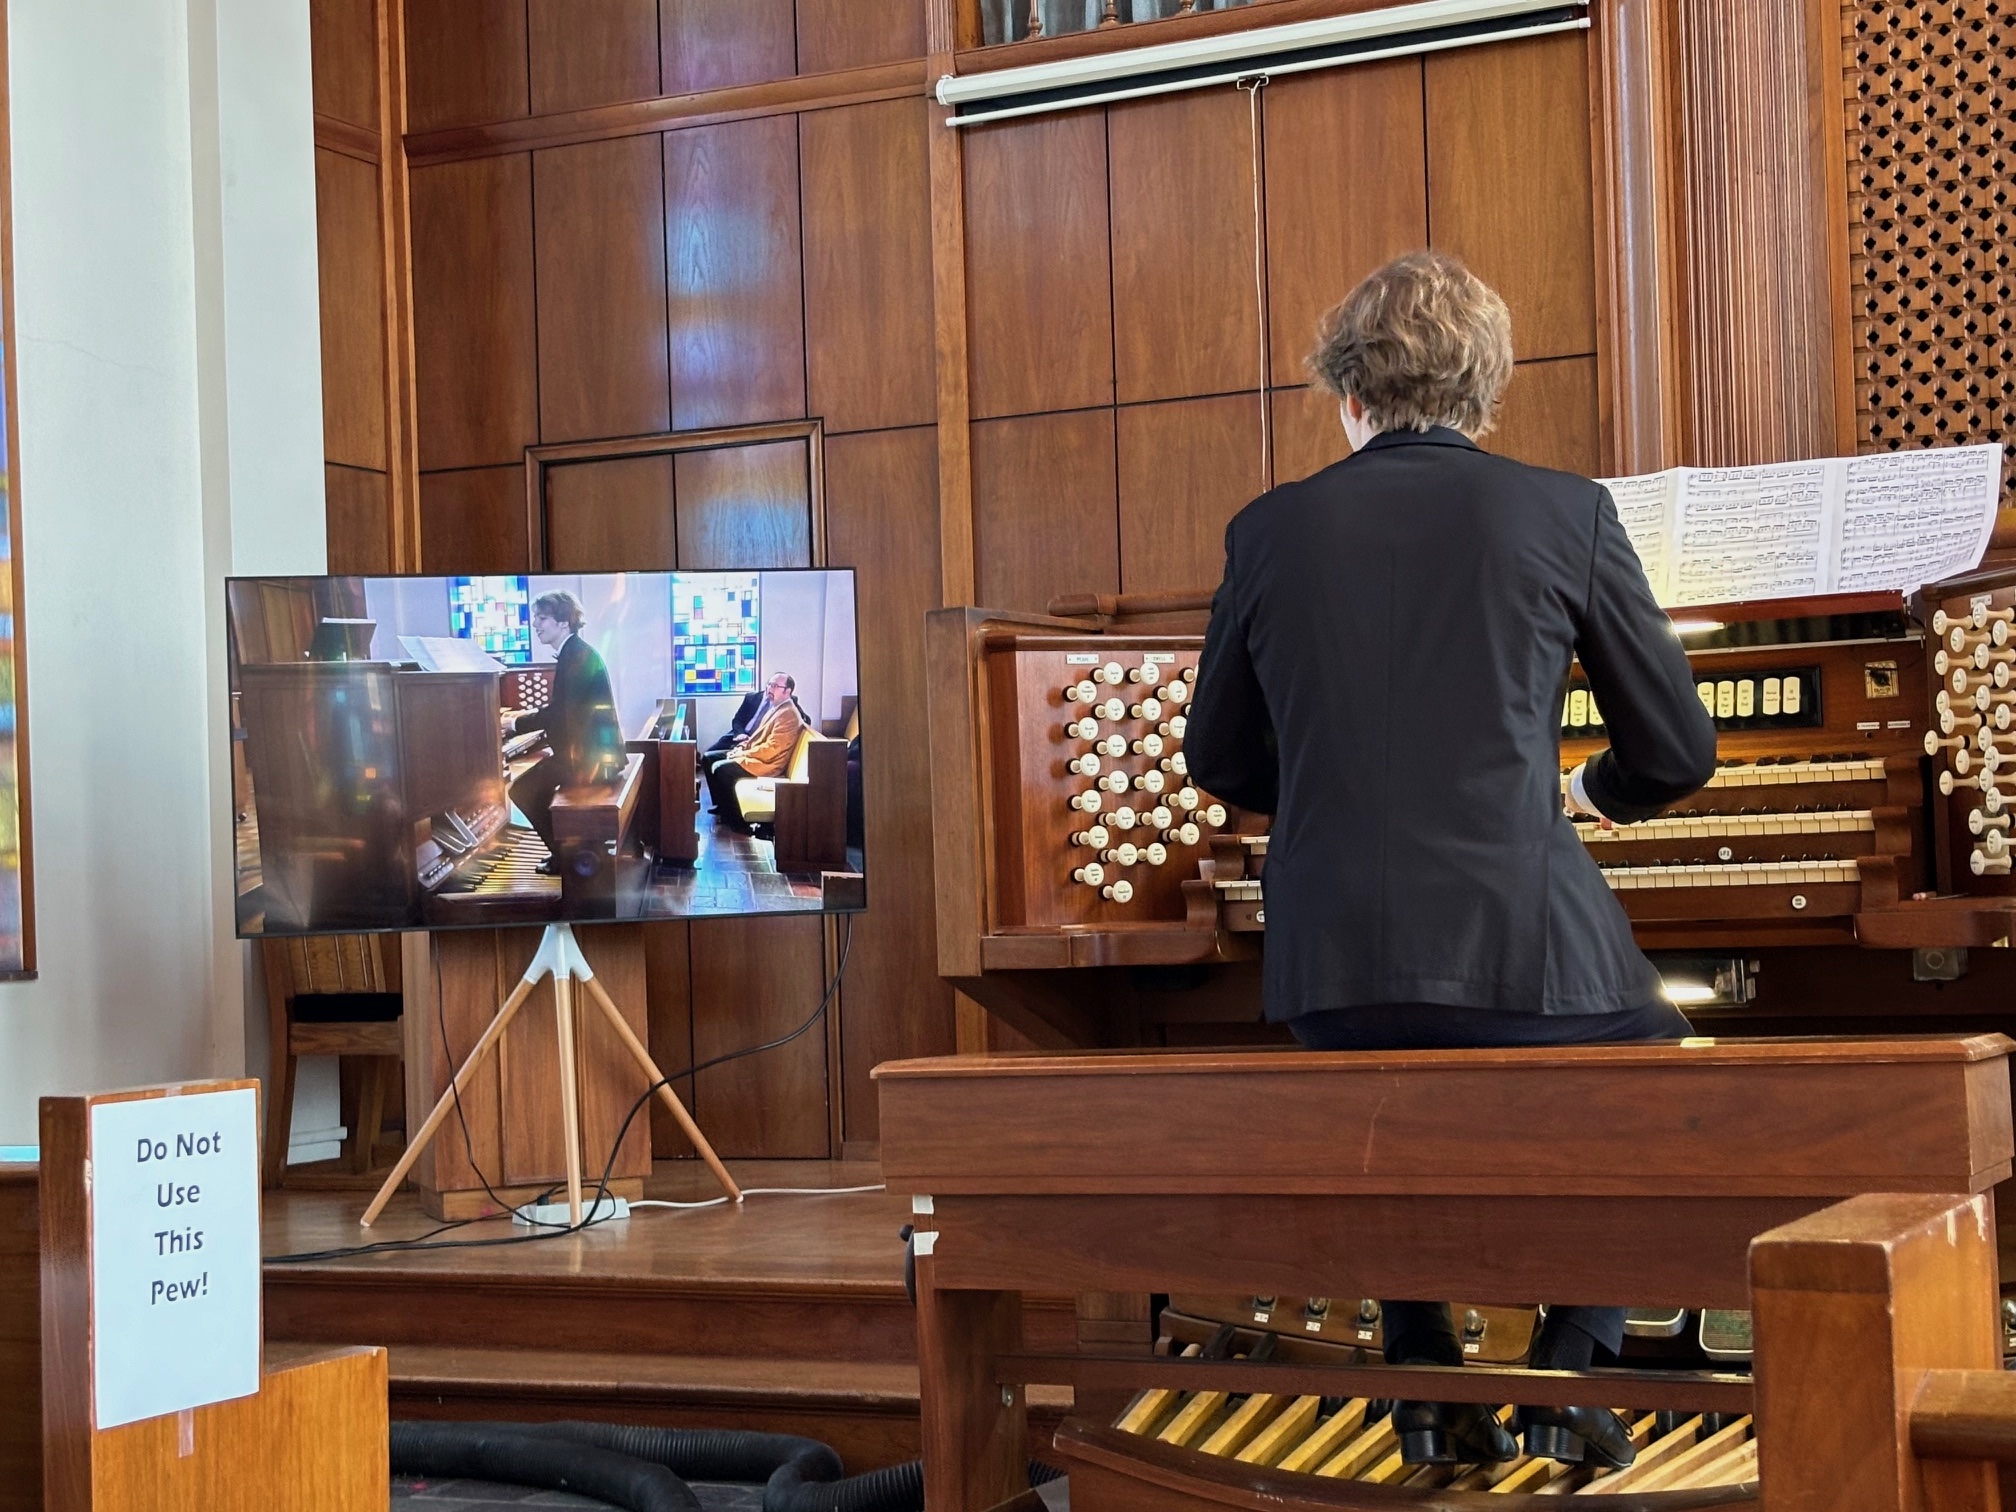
left=1567, top=763, right=1601, bottom=819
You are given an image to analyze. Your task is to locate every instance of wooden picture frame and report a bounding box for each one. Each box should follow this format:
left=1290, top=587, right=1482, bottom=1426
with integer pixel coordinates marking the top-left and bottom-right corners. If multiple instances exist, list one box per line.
left=0, top=0, right=37, bottom=977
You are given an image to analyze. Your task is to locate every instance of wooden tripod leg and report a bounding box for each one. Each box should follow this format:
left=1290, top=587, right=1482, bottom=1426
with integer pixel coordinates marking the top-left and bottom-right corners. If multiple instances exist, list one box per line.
left=360, top=971, right=542, bottom=1227
left=552, top=974, right=586, bottom=1226
left=579, top=973, right=743, bottom=1203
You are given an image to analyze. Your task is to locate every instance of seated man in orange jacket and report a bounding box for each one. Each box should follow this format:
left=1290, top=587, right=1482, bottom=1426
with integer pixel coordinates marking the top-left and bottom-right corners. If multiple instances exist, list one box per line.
left=705, top=672, right=804, bottom=833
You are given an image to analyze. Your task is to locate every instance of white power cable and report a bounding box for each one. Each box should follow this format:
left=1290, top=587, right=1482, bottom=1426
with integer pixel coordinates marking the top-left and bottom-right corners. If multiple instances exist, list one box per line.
left=631, top=1184, right=887, bottom=1213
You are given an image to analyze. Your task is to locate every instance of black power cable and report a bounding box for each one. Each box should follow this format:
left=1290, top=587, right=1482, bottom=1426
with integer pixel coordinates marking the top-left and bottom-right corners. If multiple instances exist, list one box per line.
left=269, top=914, right=854, bottom=1265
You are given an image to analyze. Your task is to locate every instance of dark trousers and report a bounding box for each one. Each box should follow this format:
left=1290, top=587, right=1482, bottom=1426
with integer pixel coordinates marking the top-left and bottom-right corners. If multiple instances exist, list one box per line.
left=1288, top=999, right=1695, bottom=1367
left=706, top=761, right=758, bottom=828
left=509, top=754, right=566, bottom=857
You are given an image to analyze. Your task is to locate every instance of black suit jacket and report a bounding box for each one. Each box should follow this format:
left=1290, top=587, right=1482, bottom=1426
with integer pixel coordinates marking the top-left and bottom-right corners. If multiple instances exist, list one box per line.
left=1186, top=428, right=1717, bottom=1022
left=706, top=690, right=765, bottom=754
left=513, top=634, right=625, bottom=785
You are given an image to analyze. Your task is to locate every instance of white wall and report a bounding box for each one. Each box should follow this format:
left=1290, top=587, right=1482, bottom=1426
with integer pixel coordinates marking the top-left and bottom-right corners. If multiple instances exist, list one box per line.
left=0, top=0, right=325, bottom=1146
left=526, top=572, right=675, bottom=741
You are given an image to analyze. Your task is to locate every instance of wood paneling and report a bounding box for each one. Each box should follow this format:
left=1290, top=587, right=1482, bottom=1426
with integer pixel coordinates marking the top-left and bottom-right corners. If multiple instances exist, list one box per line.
left=963, top=110, right=1114, bottom=419
left=326, top=465, right=392, bottom=575
left=1270, top=386, right=1347, bottom=487
left=673, top=441, right=812, bottom=569
left=0, top=1171, right=38, bottom=1512
left=405, top=0, right=529, bottom=132
left=971, top=410, right=1118, bottom=613
left=419, top=465, right=531, bottom=572
left=1264, top=60, right=1427, bottom=382
left=1426, top=30, right=1596, bottom=362
left=642, top=920, right=696, bottom=1157
left=660, top=0, right=797, bottom=95
left=689, top=915, right=831, bottom=1157
left=529, top=0, right=661, bottom=115
left=533, top=135, right=672, bottom=442
left=822, top=426, right=955, bottom=1142
left=1109, top=88, right=1260, bottom=403
left=543, top=453, right=678, bottom=571
left=310, top=0, right=378, bottom=129
left=1117, top=393, right=1264, bottom=595
left=801, top=98, right=936, bottom=435
left=665, top=116, right=806, bottom=429
left=412, top=156, right=539, bottom=469
left=1489, top=357, right=1600, bottom=477
left=797, top=0, right=927, bottom=74
left=316, top=147, right=388, bottom=470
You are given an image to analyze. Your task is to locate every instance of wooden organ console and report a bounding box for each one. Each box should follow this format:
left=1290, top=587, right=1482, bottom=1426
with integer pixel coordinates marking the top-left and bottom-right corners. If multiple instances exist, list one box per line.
left=928, top=577, right=2016, bottom=1047
left=237, top=661, right=648, bottom=932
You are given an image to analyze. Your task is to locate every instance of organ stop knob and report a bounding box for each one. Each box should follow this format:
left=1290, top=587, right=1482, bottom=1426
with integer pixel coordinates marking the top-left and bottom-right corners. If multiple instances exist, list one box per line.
left=1110, top=807, right=1137, bottom=829
left=1146, top=805, right=1173, bottom=829
left=1133, top=733, right=1164, bottom=757
left=1067, top=753, right=1100, bottom=777
left=1133, top=770, right=1166, bottom=793
left=1098, top=734, right=1127, bottom=757
left=1127, top=662, right=1162, bottom=684
left=1131, top=698, right=1163, bottom=721
left=1968, top=809, right=2012, bottom=835
left=1102, top=881, right=1134, bottom=903
left=1072, top=825, right=1111, bottom=848
left=1098, top=697, right=1126, bottom=722
left=1094, top=661, right=1125, bottom=685
left=1064, top=716, right=1099, bottom=740
left=1164, top=822, right=1201, bottom=846
left=1202, top=804, right=1228, bottom=826
left=1072, top=862, right=1105, bottom=887
left=1162, top=679, right=1187, bottom=704
left=1063, top=680, right=1097, bottom=703
left=1973, top=849, right=2014, bottom=876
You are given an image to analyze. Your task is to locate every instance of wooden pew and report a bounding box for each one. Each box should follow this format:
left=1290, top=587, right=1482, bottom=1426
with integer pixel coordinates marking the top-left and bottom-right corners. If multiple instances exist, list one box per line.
left=874, top=1037, right=2014, bottom=1512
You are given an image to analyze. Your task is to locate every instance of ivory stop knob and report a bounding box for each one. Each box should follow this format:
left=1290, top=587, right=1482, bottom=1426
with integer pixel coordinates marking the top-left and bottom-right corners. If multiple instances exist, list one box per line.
left=1165, top=822, right=1201, bottom=846
left=1147, top=805, right=1174, bottom=829
left=1068, top=753, right=1101, bottom=777
left=1111, top=806, right=1138, bottom=829
left=1942, top=709, right=1984, bottom=735
left=1133, top=769, right=1166, bottom=793
left=1935, top=607, right=1984, bottom=635
left=1972, top=849, right=2013, bottom=875
left=1165, top=715, right=1188, bottom=739
left=1141, top=842, right=1168, bottom=865
left=1073, top=862, right=1106, bottom=886
left=1098, top=734, right=1127, bottom=757
left=1098, top=698, right=1126, bottom=722
left=1969, top=809, right=2012, bottom=835
left=1069, top=789, right=1103, bottom=813
left=1064, top=716, right=1099, bottom=740
left=1162, top=751, right=1189, bottom=776
left=1127, top=662, right=1162, bottom=684
left=1131, top=698, right=1163, bottom=721
left=1101, top=880, right=1135, bottom=903
left=1988, top=830, right=2011, bottom=858
left=1202, top=803, right=1228, bottom=826
left=1133, top=733, right=1165, bottom=757
left=1063, top=680, right=1097, bottom=703
left=1162, top=679, right=1187, bottom=704
left=1098, top=771, right=1129, bottom=794
left=1102, top=844, right=1139, bottom=866
left=1072, top=825, right=1111, bottom=848
left=1094, top=661, right=1125, bottom=685
left=1175, top=787, right=1200, bottom=810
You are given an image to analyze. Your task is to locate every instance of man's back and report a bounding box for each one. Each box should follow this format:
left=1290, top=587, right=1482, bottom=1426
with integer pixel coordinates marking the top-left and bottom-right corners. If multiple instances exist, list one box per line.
left=1187, top=428, right=1716, bottom=1023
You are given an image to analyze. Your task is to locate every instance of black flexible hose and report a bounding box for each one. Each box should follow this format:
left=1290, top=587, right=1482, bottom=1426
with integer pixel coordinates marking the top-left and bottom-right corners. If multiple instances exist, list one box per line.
left=390, top=1421, right=701, bottom=1512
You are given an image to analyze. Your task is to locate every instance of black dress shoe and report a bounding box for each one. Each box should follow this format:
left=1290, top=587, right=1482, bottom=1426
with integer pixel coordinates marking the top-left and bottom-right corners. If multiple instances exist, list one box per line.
left=1394, top=1400, right=1519, bottom=1466
left=535, top=856, right=559, bottom=876
left=1518, top=1405, right=1637, bottom=1468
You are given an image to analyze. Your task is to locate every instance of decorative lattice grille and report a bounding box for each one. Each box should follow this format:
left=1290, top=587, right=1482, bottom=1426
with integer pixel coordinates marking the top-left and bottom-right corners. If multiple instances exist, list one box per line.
left=1846, top=0, right=2014, bottom=504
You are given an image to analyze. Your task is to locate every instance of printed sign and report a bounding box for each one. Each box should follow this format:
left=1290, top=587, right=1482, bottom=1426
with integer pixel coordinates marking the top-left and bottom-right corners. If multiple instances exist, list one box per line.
left=89, top=1087, right=261, bottom=1428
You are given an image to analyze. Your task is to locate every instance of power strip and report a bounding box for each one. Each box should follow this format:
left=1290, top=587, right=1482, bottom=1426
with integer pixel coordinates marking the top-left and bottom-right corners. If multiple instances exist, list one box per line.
left=511, top=1194, right=630, bottom=1228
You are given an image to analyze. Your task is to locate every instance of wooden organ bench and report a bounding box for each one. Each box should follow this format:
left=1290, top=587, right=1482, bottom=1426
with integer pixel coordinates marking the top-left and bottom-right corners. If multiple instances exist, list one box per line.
left=875, top=1035, right=2014, bottom=1511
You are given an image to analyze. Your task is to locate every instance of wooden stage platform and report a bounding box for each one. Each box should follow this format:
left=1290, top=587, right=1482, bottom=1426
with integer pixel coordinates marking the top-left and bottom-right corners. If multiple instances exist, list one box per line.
left=262, top=1160, right=1079, bottom=1470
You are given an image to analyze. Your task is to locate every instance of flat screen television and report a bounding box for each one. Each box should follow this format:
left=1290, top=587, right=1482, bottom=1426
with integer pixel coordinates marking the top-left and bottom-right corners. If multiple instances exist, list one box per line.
left=227, top=569, right=863, bottom=938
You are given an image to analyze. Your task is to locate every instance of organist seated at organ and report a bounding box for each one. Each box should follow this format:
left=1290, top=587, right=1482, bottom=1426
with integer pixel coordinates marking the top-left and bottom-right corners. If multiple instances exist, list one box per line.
left=1186, top=252, right=1719, bottom=1473
left=503, top=590, right=626, bottom=876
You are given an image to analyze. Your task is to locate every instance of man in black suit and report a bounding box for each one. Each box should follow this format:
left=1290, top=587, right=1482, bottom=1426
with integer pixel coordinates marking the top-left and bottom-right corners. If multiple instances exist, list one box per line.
left=700, top=688, right=765, bottom=783
left=1188, top=252, right=1717, bottom=1472
left=507, top=590, right=625, bottom=876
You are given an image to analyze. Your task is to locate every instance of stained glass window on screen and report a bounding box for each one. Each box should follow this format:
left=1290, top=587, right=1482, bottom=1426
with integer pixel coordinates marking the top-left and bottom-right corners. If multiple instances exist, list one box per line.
left=449, top=576, right=532, bottom=665
left=672, top=573, right=760, bottom=695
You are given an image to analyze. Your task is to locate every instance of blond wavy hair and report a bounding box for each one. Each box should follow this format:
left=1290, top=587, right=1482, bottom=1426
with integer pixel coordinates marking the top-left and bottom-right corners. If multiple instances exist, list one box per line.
left=1306, top=251, right=1513, bottom=437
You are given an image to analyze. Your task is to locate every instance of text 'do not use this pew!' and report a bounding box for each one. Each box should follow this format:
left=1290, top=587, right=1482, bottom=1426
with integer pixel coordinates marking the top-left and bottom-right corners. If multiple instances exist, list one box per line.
left=873, top=1035, right=2014, bottom=1512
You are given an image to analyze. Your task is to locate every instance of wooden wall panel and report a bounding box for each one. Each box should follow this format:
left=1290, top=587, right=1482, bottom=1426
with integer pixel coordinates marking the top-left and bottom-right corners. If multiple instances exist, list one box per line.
left=801, top=99, right=936, bottom=435
left=1117, top=393, right=1264, bottom=595
left=1271, top=386, right=1347, bottom=487
left=972, top=410, right=1118, bottom=613
left=533, top=136, right=672, bottom=443
left=405, top=0, right=529, bottom=132
left=418, top=465, right=531, bottom=572
left=673, top=441, right=813, bottom=568
left=316, top=147, right=388, bottom=470
left=796, top=0, right=926, bottom=74
left=688, top=915, right=830, bottom=1157
left=412, top=156, right=539, bottom=470
left=1264, top=60, right=1428, bottom=381
left=963, top=110, right=1114, bottom=420
left=529, top=0, right=661, bottom=115
left=543, top=454, right=679, bottom=571
left=1425, top=30, right=1596, bottom=362
left=1489, top=357, right=1600, bottom=477
left=659, top=0, right=797, bottom=95
left=1109, top=89, right=1261, bottom=404
left=665, top=117, right=807, bottom=430
left=822, top=425, right=954, bottom=1144
left=325, top=465, right=392, bottom=575
left=310, top=0, right=378, bottom=129
left=642, top=919, right=696, bottom=1158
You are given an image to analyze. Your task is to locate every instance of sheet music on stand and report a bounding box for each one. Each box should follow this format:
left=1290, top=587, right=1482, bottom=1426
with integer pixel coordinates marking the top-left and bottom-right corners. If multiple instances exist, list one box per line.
left=1600, top=443, right=2005, bottom=607
left=399, top=634, right=509, bottom=673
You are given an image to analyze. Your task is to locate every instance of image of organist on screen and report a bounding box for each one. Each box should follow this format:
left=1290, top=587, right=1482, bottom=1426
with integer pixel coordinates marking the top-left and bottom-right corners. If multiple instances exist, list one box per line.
left=226, top=570, right=863, bottom=937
